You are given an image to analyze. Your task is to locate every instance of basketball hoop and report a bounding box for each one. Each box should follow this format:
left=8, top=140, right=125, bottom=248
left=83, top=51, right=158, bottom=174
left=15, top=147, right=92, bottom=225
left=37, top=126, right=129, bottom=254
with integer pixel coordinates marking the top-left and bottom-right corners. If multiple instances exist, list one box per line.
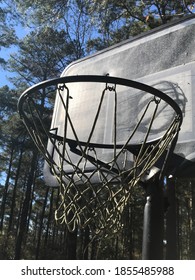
left=18, top=75, right=182, bottom=236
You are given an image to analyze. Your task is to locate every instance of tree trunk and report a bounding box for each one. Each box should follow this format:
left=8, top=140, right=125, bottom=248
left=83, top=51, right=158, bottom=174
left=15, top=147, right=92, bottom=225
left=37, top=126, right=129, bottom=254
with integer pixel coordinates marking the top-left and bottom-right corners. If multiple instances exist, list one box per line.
left=44, top=188, right=54, bottom=248
left=36, top=187, right=49, bottom=259
left=8, top=145, right=24, bottom=232
left=66, top=230, right=77, bottom=259
left=83, top=227, right=90, bottom=259
left=14, top=152, right=38, bottom=259
left=0, top=143, right=14, bottom=231
left=190, top=180, right=195, bottom=259
left=166, top=178, right=178, bottom=259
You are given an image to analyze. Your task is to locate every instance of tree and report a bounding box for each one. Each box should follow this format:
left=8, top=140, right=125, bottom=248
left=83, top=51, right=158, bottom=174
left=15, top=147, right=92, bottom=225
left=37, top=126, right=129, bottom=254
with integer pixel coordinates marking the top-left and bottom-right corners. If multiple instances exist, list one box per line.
left=86, top=0, right=195, bottom=48
left=0, top=0, right=16, bottom=66
left=13, top=0, right=195, bottom=52
left=0, top=85, right=29, bottom=258
left=8, top=26, right=76, bottom=87
left=14, top=0, right=94, bottom=58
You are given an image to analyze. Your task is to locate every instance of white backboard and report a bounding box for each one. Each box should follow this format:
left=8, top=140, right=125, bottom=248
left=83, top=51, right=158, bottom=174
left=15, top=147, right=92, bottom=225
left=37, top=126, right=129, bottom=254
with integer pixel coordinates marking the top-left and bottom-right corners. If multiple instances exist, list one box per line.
left=44, top=16, right=195, bottom=185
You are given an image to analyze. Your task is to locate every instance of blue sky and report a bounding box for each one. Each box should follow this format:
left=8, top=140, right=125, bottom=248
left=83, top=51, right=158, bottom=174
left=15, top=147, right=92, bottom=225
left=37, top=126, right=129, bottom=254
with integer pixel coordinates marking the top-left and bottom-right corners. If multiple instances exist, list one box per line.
left=0, top=46, right=17, bottom=87
left=0, top=24, right=28, bottom=88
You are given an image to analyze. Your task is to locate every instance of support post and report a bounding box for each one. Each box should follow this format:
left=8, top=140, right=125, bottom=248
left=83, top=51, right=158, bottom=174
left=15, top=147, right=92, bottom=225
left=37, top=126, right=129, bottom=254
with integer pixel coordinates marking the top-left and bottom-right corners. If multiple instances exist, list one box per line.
left=142, top=196, right=151, bottom=260
left=142, top=178, right=164, bottom=259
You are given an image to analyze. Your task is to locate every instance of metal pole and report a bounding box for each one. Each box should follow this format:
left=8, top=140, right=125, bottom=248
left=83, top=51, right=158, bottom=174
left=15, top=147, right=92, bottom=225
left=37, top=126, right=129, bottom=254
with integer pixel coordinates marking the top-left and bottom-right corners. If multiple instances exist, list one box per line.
left=142, top=196, right=152, bottom=260
left=142, top=178, right=164, bottom=260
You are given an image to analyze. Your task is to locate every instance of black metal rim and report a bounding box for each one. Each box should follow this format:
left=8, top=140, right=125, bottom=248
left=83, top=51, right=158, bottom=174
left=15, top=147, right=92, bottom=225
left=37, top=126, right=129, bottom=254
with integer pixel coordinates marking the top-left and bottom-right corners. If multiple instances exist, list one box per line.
left=17, top=75, right=183, bottom=151
left=18, top=75, right=183, bottom=118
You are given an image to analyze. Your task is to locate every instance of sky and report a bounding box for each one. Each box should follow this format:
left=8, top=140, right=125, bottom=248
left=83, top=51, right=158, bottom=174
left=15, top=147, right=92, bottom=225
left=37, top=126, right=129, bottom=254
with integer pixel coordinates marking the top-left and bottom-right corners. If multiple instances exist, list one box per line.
left=0, top=47, right=17, bottom=87
left=0, top=24, right=28, bottom=88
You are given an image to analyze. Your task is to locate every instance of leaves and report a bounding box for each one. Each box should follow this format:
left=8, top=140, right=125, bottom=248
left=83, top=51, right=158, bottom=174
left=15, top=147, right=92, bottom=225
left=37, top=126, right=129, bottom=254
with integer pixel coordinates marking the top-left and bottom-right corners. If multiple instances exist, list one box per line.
left=0, top=3, right=17, bottom=66
left=7, top=27, right=76, bottom=87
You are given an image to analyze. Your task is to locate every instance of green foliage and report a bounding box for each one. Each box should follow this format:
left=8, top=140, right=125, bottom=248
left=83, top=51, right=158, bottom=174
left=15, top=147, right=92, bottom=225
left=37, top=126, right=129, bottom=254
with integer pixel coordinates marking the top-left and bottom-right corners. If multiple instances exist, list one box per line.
left=8, top=26, right=76, bottom=87
left=0, top=2, right=16, bottom=66
left=84, top=0, right=195, bottom=48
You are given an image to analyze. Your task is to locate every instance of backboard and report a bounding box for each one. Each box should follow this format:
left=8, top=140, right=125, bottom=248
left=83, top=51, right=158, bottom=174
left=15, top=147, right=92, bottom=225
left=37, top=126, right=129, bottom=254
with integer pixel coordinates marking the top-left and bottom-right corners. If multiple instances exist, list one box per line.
left=44, top=15, right=195, bottom=186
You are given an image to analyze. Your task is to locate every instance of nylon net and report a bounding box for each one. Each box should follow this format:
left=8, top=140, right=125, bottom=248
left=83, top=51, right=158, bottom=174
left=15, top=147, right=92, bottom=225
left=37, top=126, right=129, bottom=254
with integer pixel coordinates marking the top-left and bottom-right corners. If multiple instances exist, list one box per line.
left=18, top=76, right=182, bottom=236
